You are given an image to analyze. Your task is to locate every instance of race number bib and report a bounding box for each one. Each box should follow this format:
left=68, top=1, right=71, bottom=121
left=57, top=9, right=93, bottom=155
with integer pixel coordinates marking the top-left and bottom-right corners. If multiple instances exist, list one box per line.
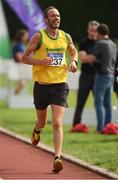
left=47, top=53, right=64, bottom=66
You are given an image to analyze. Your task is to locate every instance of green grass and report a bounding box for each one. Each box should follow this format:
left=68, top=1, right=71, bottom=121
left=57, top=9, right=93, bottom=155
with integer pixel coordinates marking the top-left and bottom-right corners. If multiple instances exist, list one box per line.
left=0, top=104, right=118, bottom=174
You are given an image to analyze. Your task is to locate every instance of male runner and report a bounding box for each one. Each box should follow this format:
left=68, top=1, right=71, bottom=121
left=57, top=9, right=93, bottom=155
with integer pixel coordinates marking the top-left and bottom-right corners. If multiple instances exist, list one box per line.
left=22, top=6, right=78, bottom=173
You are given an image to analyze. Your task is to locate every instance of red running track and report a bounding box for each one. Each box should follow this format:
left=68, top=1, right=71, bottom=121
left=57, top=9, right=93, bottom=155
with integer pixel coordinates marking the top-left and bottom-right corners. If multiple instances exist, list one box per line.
left=0, top=132, right=108, bottom=179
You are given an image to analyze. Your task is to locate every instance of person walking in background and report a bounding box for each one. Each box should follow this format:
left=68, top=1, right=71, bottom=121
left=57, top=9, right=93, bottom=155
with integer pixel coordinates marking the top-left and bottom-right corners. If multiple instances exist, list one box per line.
left=22, top=6, right=78, bottom=173
left=72, top=21, right=99, bottom=129
left=12, top=29, right=29, bottom=94
left=79, top=24, right=117, bottom=132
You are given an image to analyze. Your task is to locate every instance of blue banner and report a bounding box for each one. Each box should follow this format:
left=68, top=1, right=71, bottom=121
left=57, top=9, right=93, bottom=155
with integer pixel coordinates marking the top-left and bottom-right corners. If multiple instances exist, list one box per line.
left=5, top=0, right=46, bottom=37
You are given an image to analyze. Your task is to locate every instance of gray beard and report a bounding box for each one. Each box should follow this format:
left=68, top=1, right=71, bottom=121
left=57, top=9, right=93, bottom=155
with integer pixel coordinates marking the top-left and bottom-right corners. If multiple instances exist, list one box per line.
left=49, top=23, right=59, bottom=29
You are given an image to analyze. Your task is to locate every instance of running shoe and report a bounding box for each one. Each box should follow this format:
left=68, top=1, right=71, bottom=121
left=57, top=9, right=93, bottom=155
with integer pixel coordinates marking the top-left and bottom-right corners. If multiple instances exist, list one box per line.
left=52, top=156, right=63, bottom=173
left=31, top=128, right=41, bottom=145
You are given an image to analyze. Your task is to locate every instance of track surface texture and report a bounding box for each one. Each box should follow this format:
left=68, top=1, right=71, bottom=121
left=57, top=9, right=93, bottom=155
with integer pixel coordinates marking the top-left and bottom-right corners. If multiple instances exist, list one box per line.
left=0, top=132, right=109, bottom=179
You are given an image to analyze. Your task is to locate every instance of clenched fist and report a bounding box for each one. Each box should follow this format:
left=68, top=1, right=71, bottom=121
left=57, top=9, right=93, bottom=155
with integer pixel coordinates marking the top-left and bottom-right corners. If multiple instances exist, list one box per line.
left=38, top=57, right=53, bottom=66
left=68, top=61, right=77, bottom=73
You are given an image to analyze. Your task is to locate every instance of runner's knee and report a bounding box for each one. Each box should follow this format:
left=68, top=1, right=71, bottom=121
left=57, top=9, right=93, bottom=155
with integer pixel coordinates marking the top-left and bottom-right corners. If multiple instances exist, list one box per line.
left=53, top=120, right=62, bottom=129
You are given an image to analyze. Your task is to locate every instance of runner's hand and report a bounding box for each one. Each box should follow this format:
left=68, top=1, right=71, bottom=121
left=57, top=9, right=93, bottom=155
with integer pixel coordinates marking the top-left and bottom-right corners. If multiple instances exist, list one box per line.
left=38, top=57, right=53, bottom=66
left=68, top=61, right=77, bottom=73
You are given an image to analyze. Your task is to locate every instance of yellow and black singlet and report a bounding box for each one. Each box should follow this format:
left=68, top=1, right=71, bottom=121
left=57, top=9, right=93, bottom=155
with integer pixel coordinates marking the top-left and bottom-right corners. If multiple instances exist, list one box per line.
left=32, top=29, right=69, bottom=84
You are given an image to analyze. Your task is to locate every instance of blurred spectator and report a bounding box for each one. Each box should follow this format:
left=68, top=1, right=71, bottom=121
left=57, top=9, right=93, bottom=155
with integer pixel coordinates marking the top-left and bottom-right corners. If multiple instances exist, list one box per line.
left=72, top=21, right=99, bottom=127
left=79, top=24, right=117, bottom=132
left=113, top=54, right=118, bottom=99
left=12, top=29, right=29, bottom=94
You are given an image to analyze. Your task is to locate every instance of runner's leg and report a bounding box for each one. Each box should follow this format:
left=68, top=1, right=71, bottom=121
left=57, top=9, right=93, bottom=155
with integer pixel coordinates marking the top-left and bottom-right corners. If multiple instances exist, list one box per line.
left=35, top=108, right=48, bottom=130
left=31, top=108, right=48, bottom=145
left=51, top=104, right=65, bottom=157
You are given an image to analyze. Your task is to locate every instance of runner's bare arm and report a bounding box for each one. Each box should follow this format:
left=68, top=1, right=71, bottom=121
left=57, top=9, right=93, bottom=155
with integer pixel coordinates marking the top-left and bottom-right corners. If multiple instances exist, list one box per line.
left=67, top=34, right=78, bottom=72
left=22, top=33, right=52, bottom=65
left=67, top=34, right=78, bottom=62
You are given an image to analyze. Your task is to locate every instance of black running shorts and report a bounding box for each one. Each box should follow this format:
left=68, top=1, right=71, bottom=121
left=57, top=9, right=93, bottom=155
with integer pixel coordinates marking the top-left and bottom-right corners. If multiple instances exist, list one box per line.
left=33, top=82, right=69, bottom=110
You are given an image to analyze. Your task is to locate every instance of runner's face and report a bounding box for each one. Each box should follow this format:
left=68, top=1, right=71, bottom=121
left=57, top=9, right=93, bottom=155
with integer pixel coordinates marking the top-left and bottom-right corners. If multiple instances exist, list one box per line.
left=46, top=9, right=60, bottom=29
left=87, top=25, right=98, bottom=40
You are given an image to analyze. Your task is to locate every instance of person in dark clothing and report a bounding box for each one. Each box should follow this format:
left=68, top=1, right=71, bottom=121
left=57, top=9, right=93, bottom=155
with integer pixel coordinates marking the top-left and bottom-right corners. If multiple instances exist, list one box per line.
left=114, top=54, right=118, bottom=99
left=72, top=21, right=100, bottom=127
left=79, top=24, right=117, bottom=132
